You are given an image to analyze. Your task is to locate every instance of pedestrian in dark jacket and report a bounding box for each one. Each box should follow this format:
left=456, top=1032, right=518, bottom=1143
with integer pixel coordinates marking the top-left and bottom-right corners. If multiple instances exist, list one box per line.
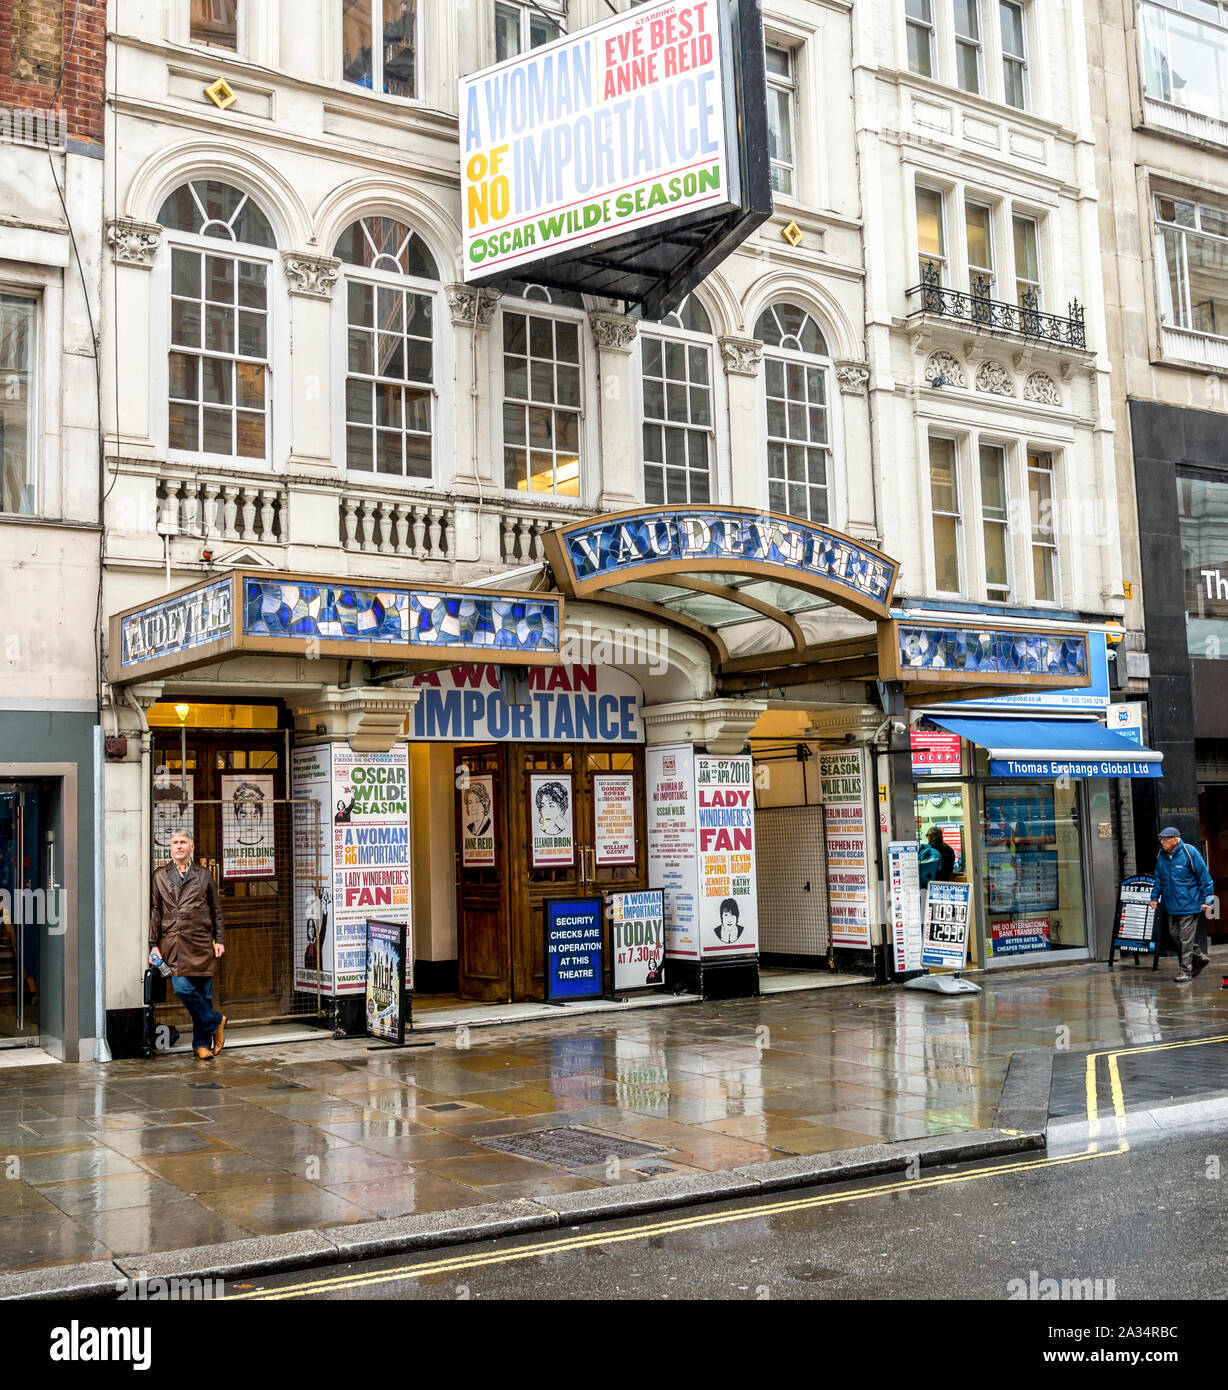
left=1150, top=827, right=1216, bottom=983
left=149, top=831, right=227, bottom=1058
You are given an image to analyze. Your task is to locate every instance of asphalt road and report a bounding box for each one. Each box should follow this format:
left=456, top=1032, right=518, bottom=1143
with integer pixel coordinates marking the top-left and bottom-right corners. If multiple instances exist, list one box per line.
left=236, top=1115, right=1228, bottom=1302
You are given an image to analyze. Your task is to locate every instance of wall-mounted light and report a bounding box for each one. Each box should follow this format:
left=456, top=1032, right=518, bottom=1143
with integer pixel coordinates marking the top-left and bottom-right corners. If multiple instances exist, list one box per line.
left=174, top=703, right=191, bottom=724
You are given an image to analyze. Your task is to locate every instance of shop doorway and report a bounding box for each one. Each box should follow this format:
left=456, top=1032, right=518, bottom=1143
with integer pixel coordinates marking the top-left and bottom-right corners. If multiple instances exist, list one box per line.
left=0, top=783, right=52, bottom=1045
left=454, top=744, right=647, bottom=1001
left=150, top=711, right=303, bottom=1025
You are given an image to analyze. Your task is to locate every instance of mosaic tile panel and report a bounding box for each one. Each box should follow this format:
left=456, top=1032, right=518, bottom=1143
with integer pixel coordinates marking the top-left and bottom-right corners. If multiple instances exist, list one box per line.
left=242, top=580, right=559, bottom=653
left=897, top=626, right=1088, bottom=677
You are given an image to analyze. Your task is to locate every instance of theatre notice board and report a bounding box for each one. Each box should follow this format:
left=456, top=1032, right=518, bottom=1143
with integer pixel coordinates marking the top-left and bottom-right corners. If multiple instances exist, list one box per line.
left=1109, top=874, right=1162, bottom=969
left=544, top=898, right=605, bottom=1001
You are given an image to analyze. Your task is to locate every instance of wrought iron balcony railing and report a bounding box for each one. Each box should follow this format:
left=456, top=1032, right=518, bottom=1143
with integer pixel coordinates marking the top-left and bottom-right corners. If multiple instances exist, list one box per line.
left=907, top=263, right=1087, bottom=350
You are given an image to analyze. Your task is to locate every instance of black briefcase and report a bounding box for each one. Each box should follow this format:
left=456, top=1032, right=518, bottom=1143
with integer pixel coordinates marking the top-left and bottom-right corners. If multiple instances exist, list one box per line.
left=143, top=964, right=168, bottom=1006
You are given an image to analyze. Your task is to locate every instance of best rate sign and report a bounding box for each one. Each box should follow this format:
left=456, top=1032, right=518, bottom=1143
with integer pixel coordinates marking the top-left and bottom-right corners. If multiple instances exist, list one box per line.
left=460, top=0, right=731, bottom=279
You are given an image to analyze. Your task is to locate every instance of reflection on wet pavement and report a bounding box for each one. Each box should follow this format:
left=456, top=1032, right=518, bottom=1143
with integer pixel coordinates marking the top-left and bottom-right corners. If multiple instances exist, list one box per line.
left=0, top=961, right=1225, bottom=1271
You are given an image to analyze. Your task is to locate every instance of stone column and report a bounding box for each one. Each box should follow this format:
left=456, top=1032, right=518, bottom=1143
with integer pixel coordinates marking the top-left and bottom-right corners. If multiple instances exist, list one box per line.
left=718, top=335, right=763, bottom=507
left=291, top=686, right=421, bottom=752
left=589, top=310, right=639, bottom=510
left=446, top=284, right=503, bottom=564
left=640, top=698, right=768, bottom=755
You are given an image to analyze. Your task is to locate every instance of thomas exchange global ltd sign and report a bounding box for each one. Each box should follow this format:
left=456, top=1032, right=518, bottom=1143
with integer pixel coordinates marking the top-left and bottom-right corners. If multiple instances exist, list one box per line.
left=460, top=0, right=734, bottom=280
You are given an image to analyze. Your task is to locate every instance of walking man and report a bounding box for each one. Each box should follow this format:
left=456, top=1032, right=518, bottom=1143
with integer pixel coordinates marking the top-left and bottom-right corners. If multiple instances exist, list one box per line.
left=1150, top=826, right=1216, bottom=983
left=149, top=831, right=227, bottom=1058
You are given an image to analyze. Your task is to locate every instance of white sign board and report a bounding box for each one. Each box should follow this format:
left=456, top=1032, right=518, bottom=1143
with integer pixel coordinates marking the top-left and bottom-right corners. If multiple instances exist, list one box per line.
left=593, top=773, right=636, bottom=865
left=695, top=754, right=757, bottom=957
left=921, top=880, right=972, bottom=971
left=819, top=749, right=872, bottom=949
left=646, top=744, right=700, bottom=958
left=610, top=889, right=666, bottom=989
left=888, top=841, right=924, bottom=974
left=293, top=744, right=412, bottom=996
left=459, top=0, right=732, bottom=281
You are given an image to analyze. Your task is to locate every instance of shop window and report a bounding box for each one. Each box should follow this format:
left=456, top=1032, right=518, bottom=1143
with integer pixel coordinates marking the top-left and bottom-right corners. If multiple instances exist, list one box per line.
left=191, top=0, right=238, bottom=49
left=1027, top=450, right=1058, bottom=602
left=980, top=778, right=1087, bottom=958
left=500, top=285, right=584, bottom=497
left=756, top=302, right=831, bottom=524
left=0, top=294, right=36, bottom=516
left=906, top=0, right=936, bottom=77
left=343, top=0, right=417, bottom=99
left=765, top=44, right=797, bottom=198
left=1000, top=0, right=1029, bottom=109
left=494, top=0, right=563, bottom=60
left=1177, top=470, right=1228, bottom=658
left=335, top=216, right=439, bottom=481
left=1155, top=191, right=1228, bottom=338
left=158, top=181, right=276, bottom=462
left=929, top=435, right=963, bottom=593
left=641, top=296, right=715, bottom=506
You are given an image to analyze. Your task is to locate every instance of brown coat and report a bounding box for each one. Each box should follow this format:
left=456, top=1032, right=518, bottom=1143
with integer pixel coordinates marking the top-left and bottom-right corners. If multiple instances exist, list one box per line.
left=149, top=862, right=226, bottom=976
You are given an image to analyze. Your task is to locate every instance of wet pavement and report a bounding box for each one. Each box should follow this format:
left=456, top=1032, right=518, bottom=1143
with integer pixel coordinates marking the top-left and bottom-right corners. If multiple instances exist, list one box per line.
left=1, top=958, right=1227, bottom=1275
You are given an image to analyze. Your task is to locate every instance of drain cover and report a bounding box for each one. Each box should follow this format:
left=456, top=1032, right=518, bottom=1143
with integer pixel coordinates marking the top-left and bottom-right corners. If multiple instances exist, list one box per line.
left=479, top=1127, right=665, bottom=1168
left=426, top=1102, right=467, bottom=1112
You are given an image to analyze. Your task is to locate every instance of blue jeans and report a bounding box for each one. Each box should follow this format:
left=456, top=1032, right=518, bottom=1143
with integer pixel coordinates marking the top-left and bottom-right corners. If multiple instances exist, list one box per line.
left=171, top=975, right=221, bottom=1051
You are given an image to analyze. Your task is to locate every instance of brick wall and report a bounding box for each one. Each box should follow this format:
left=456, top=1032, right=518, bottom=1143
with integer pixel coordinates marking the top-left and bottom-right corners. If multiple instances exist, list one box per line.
left=0, top=0, right=106, bottom=146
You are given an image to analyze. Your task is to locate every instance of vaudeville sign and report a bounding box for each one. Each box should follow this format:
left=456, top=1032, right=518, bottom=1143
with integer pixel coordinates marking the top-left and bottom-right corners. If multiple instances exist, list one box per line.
left=543, top=507, right=899, bottom=620
left=459, top=0, right=772, bottom=314
left=119, top=578, right=233, bottom=669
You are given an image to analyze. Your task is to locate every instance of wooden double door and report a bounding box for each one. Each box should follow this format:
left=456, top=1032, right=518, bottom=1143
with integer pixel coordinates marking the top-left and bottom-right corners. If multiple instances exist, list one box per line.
left=151, top=730, right=293, bottom=1023
left=455, top=744, right=647, bottom=1001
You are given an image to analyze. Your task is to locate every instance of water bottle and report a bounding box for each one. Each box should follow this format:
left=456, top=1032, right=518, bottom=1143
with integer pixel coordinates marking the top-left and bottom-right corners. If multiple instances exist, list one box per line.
left=150, top=949, right=172, bottom=979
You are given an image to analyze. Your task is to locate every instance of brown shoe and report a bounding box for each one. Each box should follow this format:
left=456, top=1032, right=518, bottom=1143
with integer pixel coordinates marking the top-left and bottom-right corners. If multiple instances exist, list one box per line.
left=195, top=1046, right=213, bottom=1060
left=211, top=1015, right=227, bottom=1056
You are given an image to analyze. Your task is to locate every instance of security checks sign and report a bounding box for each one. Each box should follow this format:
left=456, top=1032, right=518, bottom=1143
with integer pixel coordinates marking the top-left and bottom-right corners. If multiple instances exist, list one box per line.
left=461, top=0, right=742, bottom=288
left=545, top=898, right=604, bottom=1001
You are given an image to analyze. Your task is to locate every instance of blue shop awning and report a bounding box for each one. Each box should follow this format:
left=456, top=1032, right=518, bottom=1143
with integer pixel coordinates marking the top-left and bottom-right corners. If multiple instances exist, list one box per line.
left=928, top=716, right=1163, bottom=779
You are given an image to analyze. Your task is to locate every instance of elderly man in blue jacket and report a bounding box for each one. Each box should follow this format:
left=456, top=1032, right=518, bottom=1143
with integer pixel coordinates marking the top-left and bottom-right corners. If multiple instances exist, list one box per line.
left=1150, top=827, right=1216, bottom=983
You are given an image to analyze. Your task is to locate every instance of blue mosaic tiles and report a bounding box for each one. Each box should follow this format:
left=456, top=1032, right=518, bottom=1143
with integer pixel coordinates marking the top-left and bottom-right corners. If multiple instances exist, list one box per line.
left=561, top=511, right=897, bottom=608
left=407, top=593, right=558, bottom=650
left=897, top=627, right=1088, bottom=677
left=241, top=579, right=559, bottom=653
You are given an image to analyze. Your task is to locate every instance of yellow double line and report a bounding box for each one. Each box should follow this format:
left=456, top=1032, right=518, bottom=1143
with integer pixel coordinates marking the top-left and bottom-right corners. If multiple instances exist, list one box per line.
left=235, top=1033, right=1228, bottom=1300
left=1084, top=1032, right=1228, bottom=1152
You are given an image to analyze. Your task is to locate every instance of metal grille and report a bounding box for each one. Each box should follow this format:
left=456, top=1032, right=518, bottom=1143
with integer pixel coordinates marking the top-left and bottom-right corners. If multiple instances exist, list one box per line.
left=755, top=804, right=830, bottom=956
left=151, top=797, right=325, bottom=1019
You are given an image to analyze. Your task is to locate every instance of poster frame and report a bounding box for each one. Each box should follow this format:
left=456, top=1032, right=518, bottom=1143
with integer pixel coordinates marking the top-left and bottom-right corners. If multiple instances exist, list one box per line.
left=543, top=896, right=605, bottom=1003
left=364, top=917, right=410, bottom=1046
left=608, top=888, right=667, bottom=992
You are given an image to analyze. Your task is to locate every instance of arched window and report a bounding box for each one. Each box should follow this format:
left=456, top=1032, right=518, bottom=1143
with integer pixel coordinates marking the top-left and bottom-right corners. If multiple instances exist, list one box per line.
left=158, top=180, right=276, bottom=460
left=499, top=283, right=585, bottom=497
left=335, top=216, right=439, bottom=480
left=641, top=295, right=715, bottom=505
left=755, top=302, right=831, bottom=523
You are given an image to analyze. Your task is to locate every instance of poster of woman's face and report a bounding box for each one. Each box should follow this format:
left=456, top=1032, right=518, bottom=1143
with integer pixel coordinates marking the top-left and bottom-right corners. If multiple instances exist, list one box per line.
left=529, top=773, right=575, bottom=867
left=152, top=774, right=194, bottom=854
left=460, top=775, right=496, bottom=868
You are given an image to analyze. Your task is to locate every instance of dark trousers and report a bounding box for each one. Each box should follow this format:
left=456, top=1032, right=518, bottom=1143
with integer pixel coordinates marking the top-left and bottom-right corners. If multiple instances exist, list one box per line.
left=1168, top=914, right=1210, bottom=975
left=171, top=975, right=221, bottom=1051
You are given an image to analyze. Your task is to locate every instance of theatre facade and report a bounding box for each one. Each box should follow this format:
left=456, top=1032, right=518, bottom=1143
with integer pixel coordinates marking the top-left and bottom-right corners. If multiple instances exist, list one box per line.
left=96, top=0, right=1144, bottom=1056
left=101, top=503, right=1148, bottom=1052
